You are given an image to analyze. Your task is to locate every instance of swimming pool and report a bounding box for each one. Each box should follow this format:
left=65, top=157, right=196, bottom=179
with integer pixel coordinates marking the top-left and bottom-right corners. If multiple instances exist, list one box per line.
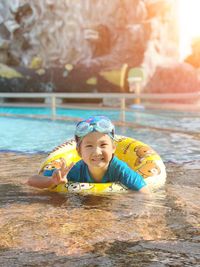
left=0, top=106, right=200, bottom=163
left=0, top=106, right=200, bottom=266
left=1, top=105, right=200, bottom=133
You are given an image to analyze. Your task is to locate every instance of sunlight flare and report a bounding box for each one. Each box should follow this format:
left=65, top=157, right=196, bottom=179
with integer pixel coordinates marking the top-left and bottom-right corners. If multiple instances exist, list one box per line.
left=178, top=0, right=200, bottom=59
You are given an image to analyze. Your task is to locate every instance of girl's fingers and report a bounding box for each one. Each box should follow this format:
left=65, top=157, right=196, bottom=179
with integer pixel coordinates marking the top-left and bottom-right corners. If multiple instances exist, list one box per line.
left=52, top=160, right=74, bottom=185
left=62, top=162, right=74, bottom=176
left=57, top=169, right=62, bottom=181
left=60, top=158, right=66, bottom=171
left=60, top=176, right=68, bottom=183
left=52, top=171, right=59, bottom=184
left=52, top=169, right=63, bottom=184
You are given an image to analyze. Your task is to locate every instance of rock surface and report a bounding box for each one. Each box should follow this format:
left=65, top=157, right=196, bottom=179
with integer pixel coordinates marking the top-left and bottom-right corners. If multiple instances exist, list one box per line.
left=1, top=1, right=199, bottom=94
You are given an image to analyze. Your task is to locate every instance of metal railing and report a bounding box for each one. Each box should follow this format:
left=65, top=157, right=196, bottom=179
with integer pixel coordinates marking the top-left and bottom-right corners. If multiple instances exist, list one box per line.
left=0, top=92, right=200, bottom=121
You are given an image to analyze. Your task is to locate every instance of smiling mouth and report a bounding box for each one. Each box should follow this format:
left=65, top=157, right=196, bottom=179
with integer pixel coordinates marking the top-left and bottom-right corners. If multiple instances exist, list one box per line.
left=91, top=157, right=104, bottom=162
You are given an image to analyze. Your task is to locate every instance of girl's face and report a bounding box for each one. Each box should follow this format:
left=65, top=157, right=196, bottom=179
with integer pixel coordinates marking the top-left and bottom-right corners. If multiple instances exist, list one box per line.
left=78, top=132, right=116, bottom=171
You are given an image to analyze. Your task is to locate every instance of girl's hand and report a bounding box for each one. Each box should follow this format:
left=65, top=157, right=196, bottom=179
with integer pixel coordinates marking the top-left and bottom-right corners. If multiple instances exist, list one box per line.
left=52, top=158, right=74, bottom=185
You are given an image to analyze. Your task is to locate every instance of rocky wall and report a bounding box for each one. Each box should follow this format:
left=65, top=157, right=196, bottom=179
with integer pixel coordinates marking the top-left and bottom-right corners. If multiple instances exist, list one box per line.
left=0, top=0, right=179, bottom=68
left=0, top=0, right=183, bottom=93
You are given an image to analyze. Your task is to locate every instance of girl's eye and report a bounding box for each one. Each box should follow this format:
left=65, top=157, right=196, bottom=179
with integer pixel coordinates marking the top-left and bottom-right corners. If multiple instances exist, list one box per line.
left=101, top=143, right=108, bottom=147
left=85, top=145, right=92, bottom=148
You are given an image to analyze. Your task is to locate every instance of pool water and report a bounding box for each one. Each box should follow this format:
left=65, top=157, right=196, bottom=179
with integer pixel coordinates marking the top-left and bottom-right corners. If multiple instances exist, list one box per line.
left=0, top=112, right=200, bottom=163
left=1, top=106, right=200, bottom=133
left=0, top=107, right=200, bottom=266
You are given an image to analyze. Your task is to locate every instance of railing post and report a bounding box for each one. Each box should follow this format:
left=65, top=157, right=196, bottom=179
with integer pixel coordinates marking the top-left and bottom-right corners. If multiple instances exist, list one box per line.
left=134, top=79, right=142, bottom=105
left=128, top=77, right=142, bottom=105
left=51, top=95, right=56, bottom=119
left=120, top=98, right=126, bottom=122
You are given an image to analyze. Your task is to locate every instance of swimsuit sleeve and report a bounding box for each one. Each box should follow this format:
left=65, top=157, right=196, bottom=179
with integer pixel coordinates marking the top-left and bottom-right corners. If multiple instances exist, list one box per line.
left=67, top=160, right=85, bottom=182
left=111, top=157, right=147, bottom=191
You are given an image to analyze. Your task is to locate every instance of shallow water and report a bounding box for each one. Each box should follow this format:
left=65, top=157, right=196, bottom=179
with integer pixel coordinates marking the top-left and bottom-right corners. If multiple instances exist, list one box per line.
left=0, top=153, right=199, bottom=266
left=0, top=109, right=200, bottom=266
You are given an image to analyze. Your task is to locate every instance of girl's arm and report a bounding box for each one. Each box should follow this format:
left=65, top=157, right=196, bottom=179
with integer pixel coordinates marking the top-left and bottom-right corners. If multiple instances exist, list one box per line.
left=28, top=174, right=55, bottom=189
left=27, top=160, right=74, bottom=189
left=138, top=185, right=150, bottom=194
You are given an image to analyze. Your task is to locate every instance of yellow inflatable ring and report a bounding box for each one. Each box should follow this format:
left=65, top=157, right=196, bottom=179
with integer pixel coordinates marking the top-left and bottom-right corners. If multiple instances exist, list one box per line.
left=39, top=135, right=166, bottom=193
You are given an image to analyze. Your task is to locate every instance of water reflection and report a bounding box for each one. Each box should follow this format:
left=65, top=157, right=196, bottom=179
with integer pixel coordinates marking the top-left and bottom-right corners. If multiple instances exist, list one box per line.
left=0, top=153, right=200, bottom=266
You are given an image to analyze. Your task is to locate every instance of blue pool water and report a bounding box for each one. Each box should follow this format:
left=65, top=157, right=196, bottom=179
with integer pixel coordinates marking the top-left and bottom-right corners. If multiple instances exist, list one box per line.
left=1, top=106, right=200, bottom=163
left=0, top=106, right=121, bottom=120
left=1, top=106, right=200, bottom=133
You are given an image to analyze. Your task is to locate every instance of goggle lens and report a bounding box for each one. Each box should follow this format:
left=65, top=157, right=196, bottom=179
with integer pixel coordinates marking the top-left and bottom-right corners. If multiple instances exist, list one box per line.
left=75, top=116, right=115, bottom=139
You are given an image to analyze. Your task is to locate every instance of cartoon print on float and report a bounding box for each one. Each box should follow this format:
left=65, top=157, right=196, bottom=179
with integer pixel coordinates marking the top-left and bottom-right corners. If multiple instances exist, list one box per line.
left=134, top=145, right=156, bottom=167
left=65, top=182, right=128, bottom=193
left=114, top=137, right=164, bottom=185
left=136, top=160, right=161, bottom=179
left=66, top=183, right=94, bottom=192
left=43, top=159, right=63, bottom=171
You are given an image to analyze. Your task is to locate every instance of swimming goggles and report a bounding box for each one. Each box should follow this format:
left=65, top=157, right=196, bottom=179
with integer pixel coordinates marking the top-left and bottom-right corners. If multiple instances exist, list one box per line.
left=75, top=116, right=115, bottom=141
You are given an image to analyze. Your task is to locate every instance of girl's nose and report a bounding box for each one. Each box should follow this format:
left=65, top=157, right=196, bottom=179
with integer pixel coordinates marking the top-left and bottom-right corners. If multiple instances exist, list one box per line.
left=93, top=146, right=102, bottom=155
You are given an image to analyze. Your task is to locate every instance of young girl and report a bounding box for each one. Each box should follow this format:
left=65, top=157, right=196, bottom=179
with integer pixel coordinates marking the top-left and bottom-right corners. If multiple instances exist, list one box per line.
left=28, top=116, right=149, bottom=194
